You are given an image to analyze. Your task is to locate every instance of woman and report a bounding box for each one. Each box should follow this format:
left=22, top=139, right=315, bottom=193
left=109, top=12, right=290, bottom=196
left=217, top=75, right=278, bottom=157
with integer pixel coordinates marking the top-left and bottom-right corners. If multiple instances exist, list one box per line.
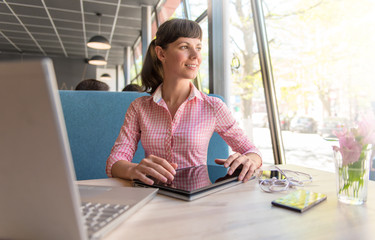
left=106, top=19, right=262, bottom=185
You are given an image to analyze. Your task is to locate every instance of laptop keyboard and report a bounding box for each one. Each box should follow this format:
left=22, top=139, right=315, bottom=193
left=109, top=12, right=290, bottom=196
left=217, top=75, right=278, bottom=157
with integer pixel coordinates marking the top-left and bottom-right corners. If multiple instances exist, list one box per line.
left=81, top=202, right=129, bottom=237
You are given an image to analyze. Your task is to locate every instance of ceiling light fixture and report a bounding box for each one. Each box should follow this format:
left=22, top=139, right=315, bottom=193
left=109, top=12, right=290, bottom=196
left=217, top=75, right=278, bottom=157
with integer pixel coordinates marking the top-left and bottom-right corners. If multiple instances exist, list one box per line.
left=88, top=55, right=107, bottom=65
left=100, top=73, right=111, bottom=80
left=87, top=13, right=111, bottom=50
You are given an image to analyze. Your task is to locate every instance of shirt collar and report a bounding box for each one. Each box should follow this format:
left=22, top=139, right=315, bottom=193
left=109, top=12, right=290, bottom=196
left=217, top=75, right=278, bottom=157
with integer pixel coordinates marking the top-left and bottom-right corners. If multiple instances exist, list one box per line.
left=152, top=82, right=203, bottom=104
left=188, top=82, right=203, bottom=101
left=152, top=84, right=163, bottom=104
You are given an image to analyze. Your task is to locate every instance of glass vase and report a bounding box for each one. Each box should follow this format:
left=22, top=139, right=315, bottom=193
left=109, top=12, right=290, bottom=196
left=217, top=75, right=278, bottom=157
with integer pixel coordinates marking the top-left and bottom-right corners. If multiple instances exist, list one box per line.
left=333, top=145, right=372, bottom=205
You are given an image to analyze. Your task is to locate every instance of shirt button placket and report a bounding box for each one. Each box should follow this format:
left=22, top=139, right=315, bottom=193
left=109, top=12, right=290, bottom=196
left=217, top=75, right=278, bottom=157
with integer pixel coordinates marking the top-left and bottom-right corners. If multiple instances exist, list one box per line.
left=166, top=125, right=172, bottom=161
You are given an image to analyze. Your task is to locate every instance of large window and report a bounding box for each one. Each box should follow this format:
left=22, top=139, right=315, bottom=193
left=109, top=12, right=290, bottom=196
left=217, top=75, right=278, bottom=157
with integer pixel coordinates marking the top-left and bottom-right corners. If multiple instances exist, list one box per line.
left=228, top=0, right=375, bottom=169
left=229, top=0, right=275, bottom=164
left=263, top=0, right=375, bottom=171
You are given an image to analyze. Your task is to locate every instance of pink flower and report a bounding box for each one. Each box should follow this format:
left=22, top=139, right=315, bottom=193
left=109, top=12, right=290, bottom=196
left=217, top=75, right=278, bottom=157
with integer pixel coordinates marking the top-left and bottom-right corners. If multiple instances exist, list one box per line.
left=357, top=113, right=375, bottom=145
left=333, top=128, right=362, bottom=165
left=333, top=145, right=361, bottom=166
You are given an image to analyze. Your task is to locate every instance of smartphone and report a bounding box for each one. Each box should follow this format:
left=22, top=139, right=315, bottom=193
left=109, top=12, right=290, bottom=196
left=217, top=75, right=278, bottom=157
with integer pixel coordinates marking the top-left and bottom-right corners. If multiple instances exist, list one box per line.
left=271, top=189, right=327, bottom=213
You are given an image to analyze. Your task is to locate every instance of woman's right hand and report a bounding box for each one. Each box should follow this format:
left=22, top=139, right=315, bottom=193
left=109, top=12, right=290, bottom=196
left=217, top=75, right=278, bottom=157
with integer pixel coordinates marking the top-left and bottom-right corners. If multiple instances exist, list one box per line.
left=129, top=155, right=178, bottom=185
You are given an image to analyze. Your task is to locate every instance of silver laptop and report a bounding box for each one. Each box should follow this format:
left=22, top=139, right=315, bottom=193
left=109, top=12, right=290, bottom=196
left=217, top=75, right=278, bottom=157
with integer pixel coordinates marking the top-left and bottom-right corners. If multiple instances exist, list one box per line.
left=0, top=59, right=157, bottom=240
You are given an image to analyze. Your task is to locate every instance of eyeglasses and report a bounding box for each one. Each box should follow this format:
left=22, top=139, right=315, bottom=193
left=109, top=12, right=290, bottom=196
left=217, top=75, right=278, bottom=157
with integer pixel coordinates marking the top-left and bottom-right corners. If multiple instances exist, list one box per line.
left=257, top=166, right=312, bottom=193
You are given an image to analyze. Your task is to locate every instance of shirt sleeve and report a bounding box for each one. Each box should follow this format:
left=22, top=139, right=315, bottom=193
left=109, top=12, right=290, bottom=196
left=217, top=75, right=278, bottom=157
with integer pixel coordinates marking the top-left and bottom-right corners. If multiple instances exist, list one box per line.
left=106, top=101, right=141, bottom=177
left=213, top=97, right=262, bottom=159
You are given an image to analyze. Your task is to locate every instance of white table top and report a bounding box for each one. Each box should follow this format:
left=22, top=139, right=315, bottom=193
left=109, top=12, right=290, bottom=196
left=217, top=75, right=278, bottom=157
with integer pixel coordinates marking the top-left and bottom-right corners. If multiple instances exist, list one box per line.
left=78, top=164, right=375, bottom=240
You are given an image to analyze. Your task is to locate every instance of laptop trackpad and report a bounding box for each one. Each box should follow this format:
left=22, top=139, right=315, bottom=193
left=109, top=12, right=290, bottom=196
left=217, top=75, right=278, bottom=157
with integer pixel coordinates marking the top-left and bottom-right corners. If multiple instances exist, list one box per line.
left=77, top=184, right=157, bottom=206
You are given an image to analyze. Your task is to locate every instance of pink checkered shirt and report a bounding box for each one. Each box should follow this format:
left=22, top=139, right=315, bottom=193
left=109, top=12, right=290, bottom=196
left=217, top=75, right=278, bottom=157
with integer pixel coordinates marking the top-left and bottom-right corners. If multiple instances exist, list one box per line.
left=106, top=84, right=261, bottom=177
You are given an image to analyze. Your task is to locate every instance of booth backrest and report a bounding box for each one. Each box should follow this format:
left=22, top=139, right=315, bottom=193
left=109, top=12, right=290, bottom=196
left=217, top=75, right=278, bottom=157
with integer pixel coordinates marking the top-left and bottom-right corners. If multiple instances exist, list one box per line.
left=59, top=91, right=229, bottom=180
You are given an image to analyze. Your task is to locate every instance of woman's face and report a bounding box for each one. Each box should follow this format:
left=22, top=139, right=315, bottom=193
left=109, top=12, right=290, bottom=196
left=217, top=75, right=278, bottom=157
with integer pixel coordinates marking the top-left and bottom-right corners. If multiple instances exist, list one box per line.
left=156, top=37, right=202, bottom=81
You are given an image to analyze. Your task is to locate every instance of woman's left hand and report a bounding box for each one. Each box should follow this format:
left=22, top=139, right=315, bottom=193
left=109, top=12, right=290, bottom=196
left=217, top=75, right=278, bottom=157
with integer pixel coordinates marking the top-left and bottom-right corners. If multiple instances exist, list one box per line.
left=215, top=153, right=262, bottom=183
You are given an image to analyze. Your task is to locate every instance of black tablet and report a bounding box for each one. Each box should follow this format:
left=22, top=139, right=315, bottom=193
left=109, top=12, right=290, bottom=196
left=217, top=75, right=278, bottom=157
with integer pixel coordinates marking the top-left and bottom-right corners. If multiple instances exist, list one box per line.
left=133, top=165, right=248, bottom=201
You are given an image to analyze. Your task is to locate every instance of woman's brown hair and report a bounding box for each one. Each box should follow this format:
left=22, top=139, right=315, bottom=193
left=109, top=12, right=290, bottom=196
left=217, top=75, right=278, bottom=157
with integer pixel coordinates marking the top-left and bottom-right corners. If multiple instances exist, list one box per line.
left=141, top=19, right=202, bottom=94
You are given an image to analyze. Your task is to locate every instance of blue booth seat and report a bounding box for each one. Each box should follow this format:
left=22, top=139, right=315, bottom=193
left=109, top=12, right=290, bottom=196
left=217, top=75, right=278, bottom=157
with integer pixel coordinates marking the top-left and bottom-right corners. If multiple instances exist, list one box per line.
left=59, top=91, right=229, bottom=180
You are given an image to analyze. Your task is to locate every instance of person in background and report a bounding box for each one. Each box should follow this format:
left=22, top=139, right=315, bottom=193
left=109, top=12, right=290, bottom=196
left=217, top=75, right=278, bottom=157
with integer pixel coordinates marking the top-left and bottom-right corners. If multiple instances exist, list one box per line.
left=106, top=19, right=262, bottom=185
left=75, top=79, right=109, bottom=91
left=122, top=83, right=142, bottom=92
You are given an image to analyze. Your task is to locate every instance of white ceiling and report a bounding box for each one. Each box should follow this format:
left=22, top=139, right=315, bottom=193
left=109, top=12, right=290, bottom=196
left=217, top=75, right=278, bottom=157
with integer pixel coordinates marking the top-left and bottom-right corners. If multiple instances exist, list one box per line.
left=0, top=0, right=161, bottom=68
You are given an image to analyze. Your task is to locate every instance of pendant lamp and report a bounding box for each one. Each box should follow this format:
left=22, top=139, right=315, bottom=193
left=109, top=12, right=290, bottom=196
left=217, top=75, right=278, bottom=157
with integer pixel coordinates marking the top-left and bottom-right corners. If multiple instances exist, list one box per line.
left=87, top=13, right=111, bottom=50
left=100, top=73, right=111, bottom=80
left=87, top=35, right=111, bottom=50
left=88, top=55, right=107, bottom=65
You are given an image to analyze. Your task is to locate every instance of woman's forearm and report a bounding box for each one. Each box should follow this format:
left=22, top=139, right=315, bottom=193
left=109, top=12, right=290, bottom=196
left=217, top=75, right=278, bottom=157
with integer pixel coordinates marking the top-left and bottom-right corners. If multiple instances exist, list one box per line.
left=111, top=160, right=137, bottom=180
